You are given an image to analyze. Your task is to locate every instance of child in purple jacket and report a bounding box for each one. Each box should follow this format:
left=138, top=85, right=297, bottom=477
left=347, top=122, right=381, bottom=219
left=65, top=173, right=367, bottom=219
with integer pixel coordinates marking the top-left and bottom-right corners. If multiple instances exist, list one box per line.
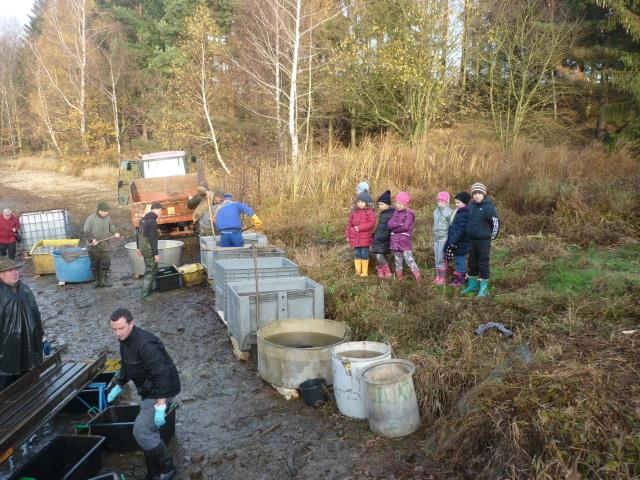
left=387, top=192, right=422, bottom=282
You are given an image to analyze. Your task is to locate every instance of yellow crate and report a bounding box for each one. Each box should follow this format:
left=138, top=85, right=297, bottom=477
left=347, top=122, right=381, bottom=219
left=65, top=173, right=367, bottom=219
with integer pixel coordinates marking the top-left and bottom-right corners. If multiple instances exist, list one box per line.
left=30, top=239, right=81, bottom=275
left=177, top=263, right=205, bottom=286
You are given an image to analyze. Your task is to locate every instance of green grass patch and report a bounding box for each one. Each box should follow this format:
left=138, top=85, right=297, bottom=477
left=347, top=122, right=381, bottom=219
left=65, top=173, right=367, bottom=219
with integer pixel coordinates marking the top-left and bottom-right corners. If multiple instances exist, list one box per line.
left=542, top=244, right=640, bottom=294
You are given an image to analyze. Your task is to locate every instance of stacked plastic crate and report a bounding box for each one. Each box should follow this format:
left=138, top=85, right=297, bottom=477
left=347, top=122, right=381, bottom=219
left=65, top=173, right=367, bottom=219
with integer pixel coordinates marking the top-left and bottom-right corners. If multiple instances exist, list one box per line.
left=209, top=233, right=325, bottom=352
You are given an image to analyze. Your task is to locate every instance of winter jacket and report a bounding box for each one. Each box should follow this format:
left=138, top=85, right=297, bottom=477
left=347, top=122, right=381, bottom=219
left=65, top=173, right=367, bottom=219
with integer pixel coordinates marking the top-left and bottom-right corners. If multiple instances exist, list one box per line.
left=372, top=208, right=395, bottom=254
left=215, top=201, right=254, bottom=232
left=432, top=205, right=453, bottom=241
left=0, top=214, right=19, bottom=245
left=116, top=326, right=181, bottom=400
left=466, top=197, right=500, bottom=241
left=345, top=208, right=376, bottom=248
left=0, top=281, right=44, bottom=376
left=388, top=208, right=415, bottom=251
left=137, top=211, right=159, bottom=256
left=83, top=213, right=117, bottom=252
left=444, top=206, right=470, bottom=255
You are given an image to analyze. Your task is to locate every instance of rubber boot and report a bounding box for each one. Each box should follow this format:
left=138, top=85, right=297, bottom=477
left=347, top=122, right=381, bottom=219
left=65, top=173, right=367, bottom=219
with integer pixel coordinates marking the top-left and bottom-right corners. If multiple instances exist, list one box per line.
left=93, top=270, right=102, bottom=288
left=449, top=272, right=464, bottom=287
left=411, top=269, right=422, bottom=283
left=142, top=276, right=154, bottom=299
left=395, top=269, right=404, bottom=281
left=434, top=269, right=446, bottom=286
left=354, top=259, right=362, bottom=276
left=147, top=441, right=176, bottom=480
left=382, top=264, right=392, bottom=278
left=461, top=276, right=478, bottom=295
left=375, top=265, right=384, bottom=278
left=142, top=449, right=158, bottom=480
left=100, top=268, right=113, bottom=287
left=477, top=279, right=490, bottom=298
left=360, top=259, right=369, bottom=277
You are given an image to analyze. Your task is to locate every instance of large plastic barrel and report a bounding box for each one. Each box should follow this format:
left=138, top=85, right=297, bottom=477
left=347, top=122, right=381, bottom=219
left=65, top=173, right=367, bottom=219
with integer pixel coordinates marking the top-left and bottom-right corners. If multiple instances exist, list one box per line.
left=331, top=342, right=392, bottom=419
left=52, top=248, right=93, bottom=283
left=361, top=359, right=421, bottom=437
left=124, top=240, right=184, bottom=276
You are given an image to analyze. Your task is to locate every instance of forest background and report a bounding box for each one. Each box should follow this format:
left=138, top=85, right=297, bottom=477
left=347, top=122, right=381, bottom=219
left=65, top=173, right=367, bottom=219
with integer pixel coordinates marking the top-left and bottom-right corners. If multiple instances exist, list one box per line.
left=1, top=0, right=640, bottom=478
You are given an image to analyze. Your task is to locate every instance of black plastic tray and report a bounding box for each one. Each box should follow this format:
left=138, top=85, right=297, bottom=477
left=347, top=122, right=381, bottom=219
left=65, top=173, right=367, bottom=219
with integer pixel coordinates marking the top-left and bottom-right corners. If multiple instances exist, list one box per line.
left=154, top=266, right=182, bottom=292
left=88, top=404, right=177, bottom=451
left=9, top=434, right=105, bottom=480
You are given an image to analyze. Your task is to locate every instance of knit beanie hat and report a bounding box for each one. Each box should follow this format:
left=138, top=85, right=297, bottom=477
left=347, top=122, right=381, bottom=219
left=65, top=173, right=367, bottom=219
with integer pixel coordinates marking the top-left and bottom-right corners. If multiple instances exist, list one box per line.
left=436, top=191, right=450, bottom=203
left=471, top=182, right=487, bottom=195
left=150, top=202, right=162, bottom=210
left=356, top=181, right=370, bottom=194
left=395, top=191, right=410, bottom=205
left=97, top=202, right=110, bottom=212
left=377, top=190, right=392, bottom=205
left=454, top=191, right=471, bottom=205
left=356, top=191, right=373, bottom=204
left=223, top=193, right=233, bottom=200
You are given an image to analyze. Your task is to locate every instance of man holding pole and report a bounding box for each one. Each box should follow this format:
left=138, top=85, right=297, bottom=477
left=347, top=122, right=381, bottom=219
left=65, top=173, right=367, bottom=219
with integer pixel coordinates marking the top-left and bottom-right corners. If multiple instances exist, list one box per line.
left=83, top=202, right=120, bottom=288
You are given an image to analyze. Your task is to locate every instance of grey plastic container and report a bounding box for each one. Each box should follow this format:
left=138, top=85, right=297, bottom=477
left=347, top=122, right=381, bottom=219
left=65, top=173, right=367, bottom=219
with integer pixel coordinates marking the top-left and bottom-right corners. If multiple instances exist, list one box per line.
left=213, top=257, right=300, bottom=313
left=201, top=232, right=268, bottom=249
left=124, top=240, right=184, bottom=276
left=200, top=236, right=284, bottom=280
left=226, top=276, right=325, bottom=351
left=19, top=209, right=72, bottom=251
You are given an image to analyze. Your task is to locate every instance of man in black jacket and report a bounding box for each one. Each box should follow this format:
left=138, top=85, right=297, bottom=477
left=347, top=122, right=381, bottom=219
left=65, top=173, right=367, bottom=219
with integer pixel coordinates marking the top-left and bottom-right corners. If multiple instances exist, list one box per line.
left=0, top=256, right=44, bottom=391
left=137, top=202, right=162, bottom=299
left=107, top=308, right=180, bottom=480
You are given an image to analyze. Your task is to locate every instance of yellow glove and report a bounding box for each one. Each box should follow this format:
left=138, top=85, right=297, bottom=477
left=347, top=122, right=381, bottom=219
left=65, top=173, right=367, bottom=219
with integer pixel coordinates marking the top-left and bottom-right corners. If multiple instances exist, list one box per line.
left=251, top=214, right=263, bottom=229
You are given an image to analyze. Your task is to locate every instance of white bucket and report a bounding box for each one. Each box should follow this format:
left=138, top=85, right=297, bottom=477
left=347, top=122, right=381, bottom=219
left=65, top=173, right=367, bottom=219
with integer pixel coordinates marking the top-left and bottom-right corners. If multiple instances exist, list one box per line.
left=361, top=359, right=421, bottom=437
left=331, top=341, right=392, bottom=419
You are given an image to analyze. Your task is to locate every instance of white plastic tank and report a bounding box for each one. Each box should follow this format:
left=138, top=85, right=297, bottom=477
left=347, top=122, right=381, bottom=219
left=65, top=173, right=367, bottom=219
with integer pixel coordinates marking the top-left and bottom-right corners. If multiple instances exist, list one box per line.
left=331, top=342, right=392, bottom=419
left=125, top=240, right=184, bottom=276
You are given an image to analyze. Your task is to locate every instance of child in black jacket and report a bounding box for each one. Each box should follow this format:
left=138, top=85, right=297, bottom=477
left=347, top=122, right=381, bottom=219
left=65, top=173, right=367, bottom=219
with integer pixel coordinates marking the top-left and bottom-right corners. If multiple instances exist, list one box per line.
left=461, top=183, right=500, bottom=297
left=372, top=190, right=395, bottom=278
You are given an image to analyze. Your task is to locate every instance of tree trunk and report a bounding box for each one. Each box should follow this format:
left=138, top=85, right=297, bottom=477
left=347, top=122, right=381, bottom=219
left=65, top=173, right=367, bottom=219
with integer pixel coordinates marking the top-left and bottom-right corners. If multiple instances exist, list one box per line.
left=200, top=41, right=230, bottom=174
left=288, top=0, right=302, bottom=174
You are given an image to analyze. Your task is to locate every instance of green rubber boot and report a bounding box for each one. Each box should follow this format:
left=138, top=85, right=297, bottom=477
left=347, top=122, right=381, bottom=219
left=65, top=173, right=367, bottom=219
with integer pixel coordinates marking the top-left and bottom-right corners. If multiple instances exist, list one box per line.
left=477, top=279, right=490, bottom=298
left=141, top=276, right=154, bottom=299
left=461, top=276, right=478, bottom=295
left=93, top=270, right=103, bottom=288
left=100, top=268, right=113, bottom=287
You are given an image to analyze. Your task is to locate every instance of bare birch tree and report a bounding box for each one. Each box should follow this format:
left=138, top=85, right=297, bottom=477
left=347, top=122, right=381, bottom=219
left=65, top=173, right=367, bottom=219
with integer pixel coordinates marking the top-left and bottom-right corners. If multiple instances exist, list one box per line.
left=169, top=4, right=230, bottom=174
left=236, top=0, right=343, bottom=178
left=29, top=0, right=100, bottom=153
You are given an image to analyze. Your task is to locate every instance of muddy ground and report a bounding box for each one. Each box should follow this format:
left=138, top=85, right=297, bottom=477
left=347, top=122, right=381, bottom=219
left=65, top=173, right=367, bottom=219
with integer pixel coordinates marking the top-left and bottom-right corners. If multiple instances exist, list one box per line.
left=0, top=166, right=456, bottom=480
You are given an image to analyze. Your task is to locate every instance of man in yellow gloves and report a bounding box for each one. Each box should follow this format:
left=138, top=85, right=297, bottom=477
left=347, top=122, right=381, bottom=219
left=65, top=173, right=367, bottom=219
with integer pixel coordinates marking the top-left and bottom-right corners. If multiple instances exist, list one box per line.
left=214, top=193, right=263, bottom=247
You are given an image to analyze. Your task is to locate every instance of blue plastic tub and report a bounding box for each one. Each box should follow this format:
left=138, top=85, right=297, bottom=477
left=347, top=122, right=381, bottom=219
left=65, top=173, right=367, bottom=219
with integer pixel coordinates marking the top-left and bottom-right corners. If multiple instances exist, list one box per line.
left=52, top=248, right=94, bottom=283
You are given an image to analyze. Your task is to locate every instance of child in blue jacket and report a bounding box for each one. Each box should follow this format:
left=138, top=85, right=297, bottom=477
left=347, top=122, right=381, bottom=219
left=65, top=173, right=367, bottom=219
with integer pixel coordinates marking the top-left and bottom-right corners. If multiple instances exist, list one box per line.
left=444, top=192, right=470, bottom=287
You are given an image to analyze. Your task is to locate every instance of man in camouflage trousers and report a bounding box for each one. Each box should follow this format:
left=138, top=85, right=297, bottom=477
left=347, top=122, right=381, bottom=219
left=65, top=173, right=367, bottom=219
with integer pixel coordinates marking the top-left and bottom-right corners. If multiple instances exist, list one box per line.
left=137, top=202, right=162, bottom=299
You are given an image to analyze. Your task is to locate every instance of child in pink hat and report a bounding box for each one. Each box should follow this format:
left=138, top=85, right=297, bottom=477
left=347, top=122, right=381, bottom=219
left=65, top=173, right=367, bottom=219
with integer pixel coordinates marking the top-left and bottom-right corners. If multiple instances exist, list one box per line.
left=432, top=191, right=453, bottom=285
left=387, top=192, right=421, bottom=282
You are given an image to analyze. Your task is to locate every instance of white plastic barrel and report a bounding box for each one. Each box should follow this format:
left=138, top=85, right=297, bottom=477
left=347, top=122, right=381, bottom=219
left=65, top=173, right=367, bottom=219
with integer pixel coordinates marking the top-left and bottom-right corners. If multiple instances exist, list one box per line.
left=331, top=341, right=392, bottom=419
left=124, top=240, right=183, bottom=276
left=361, top=359, right=421, bottom=437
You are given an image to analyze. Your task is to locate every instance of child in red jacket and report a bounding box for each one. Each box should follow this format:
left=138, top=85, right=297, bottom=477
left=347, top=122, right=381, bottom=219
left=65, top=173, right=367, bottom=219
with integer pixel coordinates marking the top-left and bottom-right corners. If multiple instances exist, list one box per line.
left=346, top=191, right=376, bottom=276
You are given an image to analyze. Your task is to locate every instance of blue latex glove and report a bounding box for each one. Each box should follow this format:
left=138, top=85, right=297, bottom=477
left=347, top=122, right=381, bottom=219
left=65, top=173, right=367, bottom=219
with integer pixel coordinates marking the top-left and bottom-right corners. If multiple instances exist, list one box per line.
left=154, top=404, right=166, bottom=428
left=107, top=385, right=122, bottom=403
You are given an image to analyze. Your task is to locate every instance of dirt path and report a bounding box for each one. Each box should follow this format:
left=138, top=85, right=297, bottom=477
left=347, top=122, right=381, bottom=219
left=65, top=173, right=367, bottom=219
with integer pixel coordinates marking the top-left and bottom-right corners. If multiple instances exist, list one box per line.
left=0, top=166, right=454, bottom=480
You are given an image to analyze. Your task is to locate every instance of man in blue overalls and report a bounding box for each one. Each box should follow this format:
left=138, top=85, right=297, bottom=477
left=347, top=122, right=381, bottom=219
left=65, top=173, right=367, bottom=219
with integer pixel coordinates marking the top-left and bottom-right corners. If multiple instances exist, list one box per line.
left=214, top=193, right=263, bottom=247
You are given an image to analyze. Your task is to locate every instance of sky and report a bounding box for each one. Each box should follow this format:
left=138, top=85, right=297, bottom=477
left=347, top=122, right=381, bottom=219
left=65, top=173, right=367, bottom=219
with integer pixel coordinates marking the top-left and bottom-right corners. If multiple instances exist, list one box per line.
left=0, top=0, right=35, bottom=28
